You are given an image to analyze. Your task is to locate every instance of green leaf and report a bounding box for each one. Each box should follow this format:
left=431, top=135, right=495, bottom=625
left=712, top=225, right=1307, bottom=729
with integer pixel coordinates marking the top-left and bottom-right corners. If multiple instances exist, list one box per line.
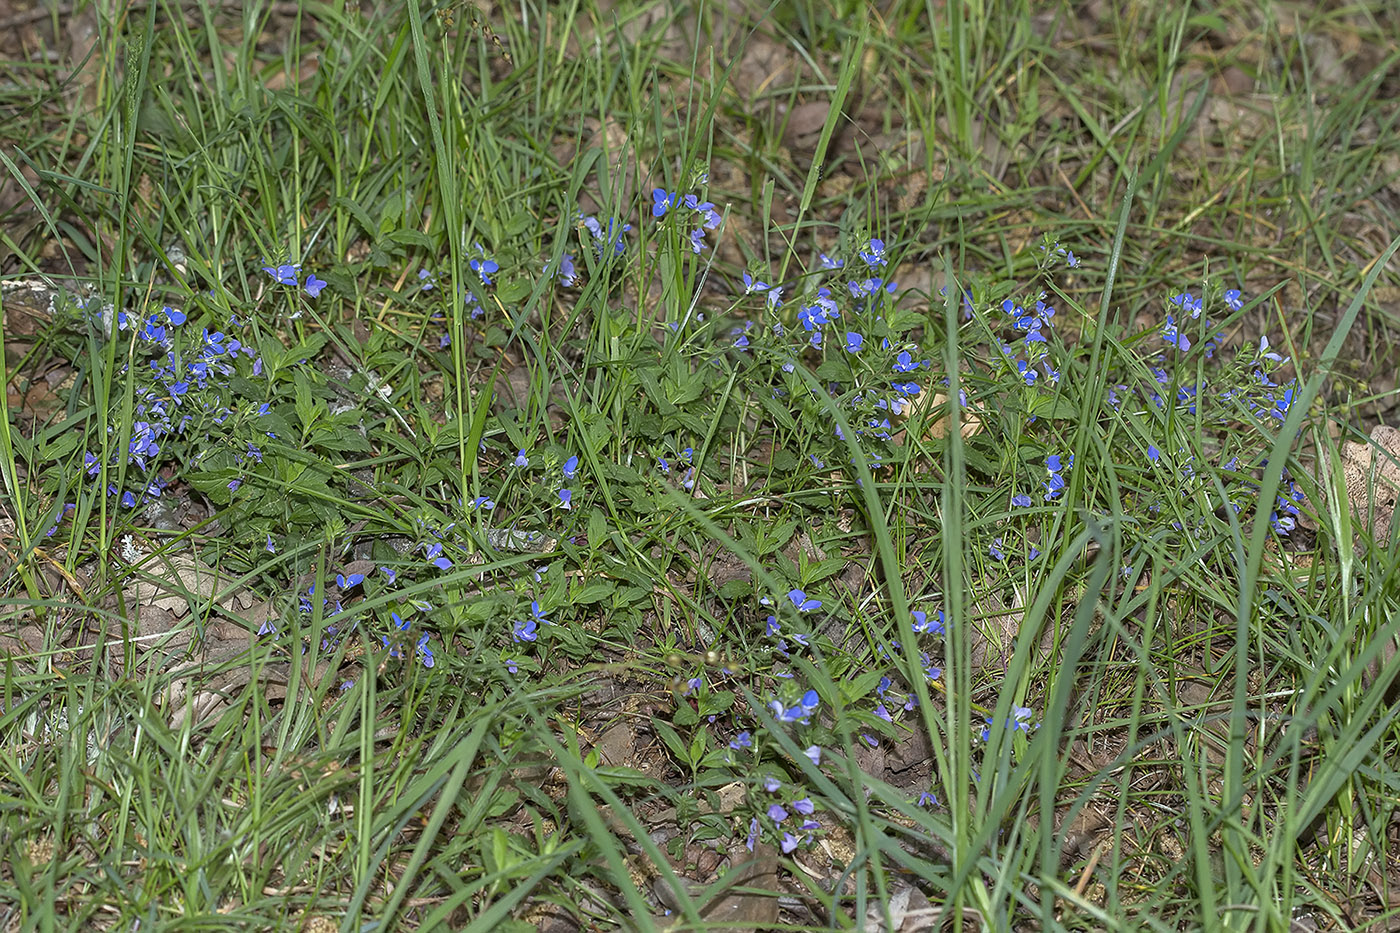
left=1026, top=393, right=1079, bottom=420
left=651, top=718, right=690, bottom=762
left=570, top=580, right=616, bottom=605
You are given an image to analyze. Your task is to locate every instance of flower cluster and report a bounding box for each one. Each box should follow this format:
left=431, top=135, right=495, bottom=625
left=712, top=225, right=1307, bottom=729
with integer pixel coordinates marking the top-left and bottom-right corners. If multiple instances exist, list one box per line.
left=651, top=187, right=722, bottom=254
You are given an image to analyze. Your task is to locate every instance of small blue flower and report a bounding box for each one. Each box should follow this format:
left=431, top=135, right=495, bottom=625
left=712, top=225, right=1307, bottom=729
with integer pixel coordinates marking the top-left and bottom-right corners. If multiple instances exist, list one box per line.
left=729, top=731, right=752, bottom=751
left=1169, top=291, right=1202, bottom=318
left=530, top=601, right=551, bottom=626
left=892, top=351, right=921, bottom=373
left=767, top=803, right=788, bottom=822
left=688, top=228, right=707, bottom=253
left=1224, top=288, right=1243, bottom=311
left=553, top=254, right=578, bottom=287
left=781, top=832, right=800, bottom=853
left=1162, top=314, right=1190, bottom=351
left=514, top=449, right=530, bottom=468
left=651, top=188, right=676, bottom=218
left=336, top=571, right=365, bottom=589
left=804, top=744, right=821, bottom=765
left=742, top=270, right=769, bottom=294
left=788, top=589, right=821, bottom=612
left=470, top=496, right=495, bottom=510
left=1011, top=493, right=1032, bottom=508
left=911, top=609, right=945, bottom=635
left=470, top=244, right=499, bottom=285
left=764, top=776, right=782, bottom=792
left=261, top=262, right=298, bottom=286
left=416, top=633, right=435, bottom=668
left=845, top=332, right=864, bottom=353
left=819, top=252, right=843, bottom=270
left=989, top=538, right=1006, bottom=561
left=558, top=488, right=572, bottom=509
left=418, top=268, right=436, bottom=290
left=513, top=618, right=538, bottom=642
left=859, top=238, right=887, bottom=267
left=746, top=817, right=760, bottom=852
left=266, top=535, right=276, bottom=553
left=304, top=274, right=327, bottom=298
left=424, top=542, right=452, bottom=570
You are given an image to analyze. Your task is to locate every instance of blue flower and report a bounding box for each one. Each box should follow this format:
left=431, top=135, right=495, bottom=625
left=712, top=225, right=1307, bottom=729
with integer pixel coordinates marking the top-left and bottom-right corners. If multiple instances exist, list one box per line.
left=1162, top=314, right=1190, bottom=351
left=552, top=254, right=578, bottom=287
left=418, top=268, right=436, bottom=290
left=819, top=252, right=843, bottom=270
left=562, top=455, right=578, bottom=479
left=423, top=543, right=452, bottom=570
left=788, top=589, right=821, bottom=612
left=729, top=731, right=752, bottom=751
left=513, top=618, right=538, bottom=642
left=416, top=633, right=435, bottom=668
left=558, top=488, right=572, bottom=509
left=1224, top=288, right=1243, bottom=311
left=980, top=704, right=1034, bottom=742
left=844, top=332, right=864, bottom=353
left=769, top=689, right=819, bottom=724
left=767, top=803, right=788, bottom=822
left=470, top=496, right=495, bottom=510
left=911, top=609, right=945, bottom=635
left=262, top=262, right=298, bottom=286
left=989, top=538, right=1006, bottom=561
left=470, top=244, right=499, bottom=285
left=688, top=229, right=707, bottom=253
left=683, top=194, right=721, bottom=229
left=651, top=188, right=676, bottom=218
left=336, top=571, right=365, bottom=589
left=1011, top=493, right=1032, bottom=507
left=859, top=237, right=887, bottom=267
left=892, top=351, right=921, bottom=373
left=1271, top=386, right=1296, bottom=420
left=746, top=818, right=760, bottom=851
left=514, top=449, right=530, bottom=468
left=530, top=601, right=551, bottom=626
left=304, top=274, right=327, bottom=298
left=1169, top=291, right=1202, bottom=318
left=803, top=744, right=821, bottom=765
left=742, top=270, right=769, bottom=294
